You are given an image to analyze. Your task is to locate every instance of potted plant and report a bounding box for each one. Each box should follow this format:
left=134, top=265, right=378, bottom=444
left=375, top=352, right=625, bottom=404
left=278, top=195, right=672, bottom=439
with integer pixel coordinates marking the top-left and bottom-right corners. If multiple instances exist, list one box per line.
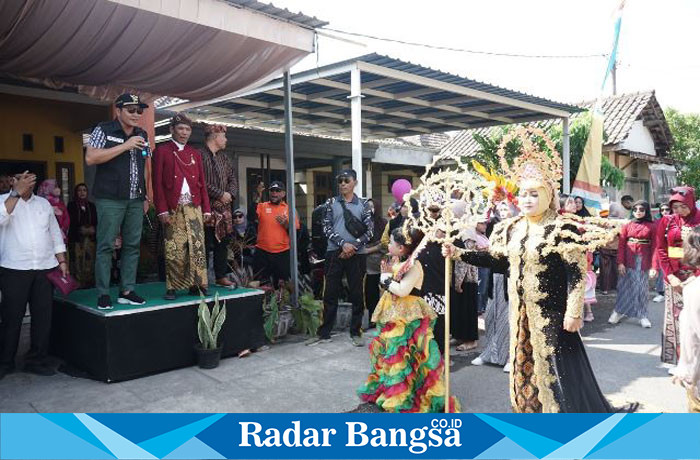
left=228, top=262, right=263, bottom=289
left=263, top=282, right=294, bottom=342
left=290, top=291, right=323, bottom=337
left=195, top=293, right=226, bottom=369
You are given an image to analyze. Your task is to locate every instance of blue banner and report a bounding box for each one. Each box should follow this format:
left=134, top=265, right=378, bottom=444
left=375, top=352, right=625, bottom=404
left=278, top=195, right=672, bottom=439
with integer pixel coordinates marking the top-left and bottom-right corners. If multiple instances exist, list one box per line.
left=601, top=2, right=624, bottom=90
left=2, top=413, right=700, bottom=459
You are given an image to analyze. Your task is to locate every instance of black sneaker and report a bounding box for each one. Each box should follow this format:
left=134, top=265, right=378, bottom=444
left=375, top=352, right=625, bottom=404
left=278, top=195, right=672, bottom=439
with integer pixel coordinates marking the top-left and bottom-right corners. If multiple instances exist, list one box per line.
left=97, top=295, right=113, bottom=310
left=163, top=289, right=177, bottom=301
left=117, top=291, right=146, bottom=305
left=24, top=362, right=56, bottom=376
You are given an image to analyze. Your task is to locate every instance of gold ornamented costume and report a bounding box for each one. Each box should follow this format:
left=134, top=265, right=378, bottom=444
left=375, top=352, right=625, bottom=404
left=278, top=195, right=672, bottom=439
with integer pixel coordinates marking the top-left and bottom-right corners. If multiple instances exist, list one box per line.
left=456, top=127, right=628, bottom=413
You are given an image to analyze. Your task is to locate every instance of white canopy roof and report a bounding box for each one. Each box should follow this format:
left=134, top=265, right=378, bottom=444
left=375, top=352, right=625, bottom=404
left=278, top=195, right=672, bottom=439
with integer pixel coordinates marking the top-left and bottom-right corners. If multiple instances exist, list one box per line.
left=0, top=0, right=325, bottom=102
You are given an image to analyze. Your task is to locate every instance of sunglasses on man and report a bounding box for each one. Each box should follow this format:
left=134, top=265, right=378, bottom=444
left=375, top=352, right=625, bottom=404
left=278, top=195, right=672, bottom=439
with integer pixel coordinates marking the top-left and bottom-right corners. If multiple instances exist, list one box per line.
left=669, top=187, right=687, bottom=196
left=233, top=214, right=244, bottom=219
left=124, top=106, right=144, bottom=115
left=337, top=177, right=353, bottom=185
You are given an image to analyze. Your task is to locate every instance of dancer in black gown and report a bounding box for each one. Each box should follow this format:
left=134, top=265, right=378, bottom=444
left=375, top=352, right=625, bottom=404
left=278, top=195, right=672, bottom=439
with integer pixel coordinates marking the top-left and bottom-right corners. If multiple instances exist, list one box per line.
left=447, top=127, right=637, bottom=413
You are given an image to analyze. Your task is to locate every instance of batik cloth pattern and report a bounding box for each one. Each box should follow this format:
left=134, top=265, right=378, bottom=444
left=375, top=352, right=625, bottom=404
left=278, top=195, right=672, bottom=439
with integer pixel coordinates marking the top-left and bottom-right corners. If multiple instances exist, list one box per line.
left=164, top=204, right=207, bottom=291
left=613, top=255, right=649, bottom=319
left=71, top=239, right=95, bottom=287
left=662, top=282, right=683, bottom=365
left=478, top=273, right=510, bottom=366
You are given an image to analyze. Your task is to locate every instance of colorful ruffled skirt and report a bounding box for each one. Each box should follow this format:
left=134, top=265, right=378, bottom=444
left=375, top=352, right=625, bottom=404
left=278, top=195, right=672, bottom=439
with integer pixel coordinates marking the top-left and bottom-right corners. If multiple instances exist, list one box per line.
left=357, top=293, right=460, bottom=413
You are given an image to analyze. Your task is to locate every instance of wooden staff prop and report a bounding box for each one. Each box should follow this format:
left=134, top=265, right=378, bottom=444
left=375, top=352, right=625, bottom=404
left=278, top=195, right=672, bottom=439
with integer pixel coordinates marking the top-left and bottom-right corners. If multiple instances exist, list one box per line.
left=404, top=158, right=487, bottom=413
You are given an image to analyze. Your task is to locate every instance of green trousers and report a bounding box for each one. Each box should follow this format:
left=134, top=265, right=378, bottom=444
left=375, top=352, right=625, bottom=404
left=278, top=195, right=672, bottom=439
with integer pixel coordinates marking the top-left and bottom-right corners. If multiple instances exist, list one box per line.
left=95, top=198, right=143, bottom=296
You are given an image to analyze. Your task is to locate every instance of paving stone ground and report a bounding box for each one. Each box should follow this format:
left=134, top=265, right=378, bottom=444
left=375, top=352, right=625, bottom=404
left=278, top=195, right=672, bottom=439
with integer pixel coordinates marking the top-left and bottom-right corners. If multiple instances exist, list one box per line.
left=0, top=292, right=687, bottom=413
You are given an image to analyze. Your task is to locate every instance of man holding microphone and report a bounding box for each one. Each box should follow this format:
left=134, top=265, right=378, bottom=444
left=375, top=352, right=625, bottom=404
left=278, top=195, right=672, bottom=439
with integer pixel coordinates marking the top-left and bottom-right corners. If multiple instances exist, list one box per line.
left=85, top=93, right=150, bottom=310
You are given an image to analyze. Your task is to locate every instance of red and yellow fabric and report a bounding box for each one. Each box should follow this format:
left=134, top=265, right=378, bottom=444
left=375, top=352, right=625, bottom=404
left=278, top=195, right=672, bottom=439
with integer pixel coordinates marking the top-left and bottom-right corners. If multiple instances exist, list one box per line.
left=358, top=289, right=460, bottom=413
left=571, top=110, right=605, bottom=211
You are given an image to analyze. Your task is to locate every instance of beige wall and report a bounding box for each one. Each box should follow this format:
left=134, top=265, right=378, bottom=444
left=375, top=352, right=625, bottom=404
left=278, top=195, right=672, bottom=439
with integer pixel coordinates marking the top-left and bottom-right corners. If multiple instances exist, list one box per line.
left=236, top=154, right=286, bottom=208
left=607, top=151, right=651, bottom=202
left=373, top=165, right=423, bottom=217
left=0, top=93, right=107, bottom=200
left=234, top=156, right=426, bottom=227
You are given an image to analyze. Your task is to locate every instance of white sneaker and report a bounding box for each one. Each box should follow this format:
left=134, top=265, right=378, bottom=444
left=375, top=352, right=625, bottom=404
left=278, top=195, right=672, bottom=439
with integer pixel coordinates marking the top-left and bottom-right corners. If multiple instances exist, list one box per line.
left=640, top=317, right=652, bottom=328
left=653, top=294, right=664, bottom=303
left=608, top=311, right=623, bottom=324
left=503, top=363, right=512, bottom=373
left=668, top=365, right=677, bottom=375
left=471, top=356, right=484, bottom=366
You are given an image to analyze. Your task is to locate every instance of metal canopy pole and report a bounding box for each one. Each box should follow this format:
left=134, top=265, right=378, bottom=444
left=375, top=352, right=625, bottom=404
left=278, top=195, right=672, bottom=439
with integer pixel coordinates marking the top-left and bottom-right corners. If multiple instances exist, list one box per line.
left=562, top=117, right=571, bottom=194
left=284, top=71, right=299, bottom=307
left=349, top=65, right=363, bottom=196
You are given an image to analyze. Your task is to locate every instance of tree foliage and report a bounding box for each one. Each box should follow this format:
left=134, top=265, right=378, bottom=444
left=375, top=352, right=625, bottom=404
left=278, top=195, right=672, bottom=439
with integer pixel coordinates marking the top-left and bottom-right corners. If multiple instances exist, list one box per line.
left=665, top=107, right=700, bottom=187
left=467, top=111, right=626, bottom=190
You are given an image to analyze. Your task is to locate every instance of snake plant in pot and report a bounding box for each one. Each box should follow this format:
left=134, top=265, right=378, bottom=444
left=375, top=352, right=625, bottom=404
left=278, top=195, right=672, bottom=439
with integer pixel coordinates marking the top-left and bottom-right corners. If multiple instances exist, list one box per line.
left=195, top=293, right=226, bottom=369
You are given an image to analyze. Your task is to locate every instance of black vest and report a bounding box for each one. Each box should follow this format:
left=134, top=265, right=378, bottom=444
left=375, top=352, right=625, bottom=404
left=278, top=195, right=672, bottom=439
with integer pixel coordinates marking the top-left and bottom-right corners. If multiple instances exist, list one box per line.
left=92, top=120, right=148, bottom=200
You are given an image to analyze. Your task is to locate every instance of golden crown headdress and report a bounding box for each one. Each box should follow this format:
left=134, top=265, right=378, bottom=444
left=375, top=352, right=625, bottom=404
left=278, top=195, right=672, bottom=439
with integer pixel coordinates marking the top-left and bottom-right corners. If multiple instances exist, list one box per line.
left=497, top=126, right=562, bottom=194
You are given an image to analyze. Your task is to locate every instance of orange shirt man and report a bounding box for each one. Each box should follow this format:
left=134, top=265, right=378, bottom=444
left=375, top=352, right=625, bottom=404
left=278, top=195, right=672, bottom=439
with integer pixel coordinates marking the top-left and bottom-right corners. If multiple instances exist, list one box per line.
left=253, top=181, right=299, bottom=286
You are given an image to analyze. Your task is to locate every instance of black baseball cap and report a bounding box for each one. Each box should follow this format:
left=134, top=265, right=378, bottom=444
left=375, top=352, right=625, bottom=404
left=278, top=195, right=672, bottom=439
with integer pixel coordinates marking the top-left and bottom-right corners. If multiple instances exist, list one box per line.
left=269, top=181, right=286, bottom=190
left=336, top=169, right=357, bottom=180
left=114, top=93, right=148, bottom=109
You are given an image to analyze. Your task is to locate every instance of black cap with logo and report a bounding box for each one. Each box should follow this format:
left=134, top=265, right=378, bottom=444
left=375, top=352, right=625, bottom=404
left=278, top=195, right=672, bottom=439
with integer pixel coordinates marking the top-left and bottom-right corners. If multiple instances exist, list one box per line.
left=114, top=93, right=149, bottom=109
left=336, top=169, right=357, bottom=180
left=269, top=181, right=286, bottom=191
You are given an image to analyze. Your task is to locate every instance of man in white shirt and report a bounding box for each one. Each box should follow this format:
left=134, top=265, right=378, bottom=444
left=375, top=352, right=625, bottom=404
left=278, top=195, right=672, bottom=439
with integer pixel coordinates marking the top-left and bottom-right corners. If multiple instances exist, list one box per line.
left=0, top=171, right=68, bottom=380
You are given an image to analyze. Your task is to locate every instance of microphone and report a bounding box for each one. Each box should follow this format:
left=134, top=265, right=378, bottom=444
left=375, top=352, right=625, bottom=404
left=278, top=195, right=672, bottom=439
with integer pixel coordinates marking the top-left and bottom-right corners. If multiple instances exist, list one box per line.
left=141, top=144, right=150, bottom=158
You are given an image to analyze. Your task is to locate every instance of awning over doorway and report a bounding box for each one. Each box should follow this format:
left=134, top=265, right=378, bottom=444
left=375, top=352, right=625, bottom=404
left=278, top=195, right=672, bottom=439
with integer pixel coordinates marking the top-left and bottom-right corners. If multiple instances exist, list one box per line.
left=0, top=0, right=326, bottom=102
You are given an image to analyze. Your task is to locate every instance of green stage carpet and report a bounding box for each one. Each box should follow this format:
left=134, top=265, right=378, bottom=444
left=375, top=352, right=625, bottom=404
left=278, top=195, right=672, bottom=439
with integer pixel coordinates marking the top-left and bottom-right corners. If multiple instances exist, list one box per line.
left=56, top=282, right=260, bottom=312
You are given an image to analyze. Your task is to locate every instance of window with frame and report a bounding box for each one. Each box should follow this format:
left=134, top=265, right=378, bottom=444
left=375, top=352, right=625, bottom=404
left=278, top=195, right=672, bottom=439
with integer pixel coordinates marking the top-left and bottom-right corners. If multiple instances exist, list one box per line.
left=22, top=134, right=33, bottom=152
left=54, top=136, right=65, bottom=154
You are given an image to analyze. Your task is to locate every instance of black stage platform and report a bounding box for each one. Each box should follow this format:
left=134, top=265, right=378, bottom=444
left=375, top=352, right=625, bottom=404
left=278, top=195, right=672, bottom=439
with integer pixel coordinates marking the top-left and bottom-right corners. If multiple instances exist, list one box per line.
left=50, top=283, right=265, bottom=382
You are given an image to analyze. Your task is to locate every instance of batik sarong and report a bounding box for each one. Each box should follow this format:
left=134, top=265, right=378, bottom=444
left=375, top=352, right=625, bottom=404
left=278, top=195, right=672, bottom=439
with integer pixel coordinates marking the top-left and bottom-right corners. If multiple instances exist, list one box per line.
left=71, top=239, right=95, bottom=288
left=662, top=282, right=683, bottom=365
left=164, top=204, right=208, bottom=291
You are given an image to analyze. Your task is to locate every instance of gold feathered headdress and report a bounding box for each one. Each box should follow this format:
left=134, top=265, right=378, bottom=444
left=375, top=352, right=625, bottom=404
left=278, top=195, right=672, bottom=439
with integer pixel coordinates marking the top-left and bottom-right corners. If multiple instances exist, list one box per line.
left=496, top=126, right=562, bottom=195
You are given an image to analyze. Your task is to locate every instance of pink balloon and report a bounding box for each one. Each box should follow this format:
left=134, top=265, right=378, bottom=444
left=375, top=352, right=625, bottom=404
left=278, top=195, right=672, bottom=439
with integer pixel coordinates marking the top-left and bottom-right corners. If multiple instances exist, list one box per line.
left=391, top=179, right=412, bottom=202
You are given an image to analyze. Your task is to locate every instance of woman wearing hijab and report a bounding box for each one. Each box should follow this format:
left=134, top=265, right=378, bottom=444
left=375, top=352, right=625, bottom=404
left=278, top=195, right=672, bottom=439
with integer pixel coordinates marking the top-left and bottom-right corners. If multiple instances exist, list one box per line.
left=37, top=179, right=70, bottom=242
left=608, top=201, right=657, bottom=327
left=652, top=203, right=673, bottom=303
left=599, top=202, right=628, bottom=294
left=471, top=200, right=518, bottom=370
left=230, top=208, right=257, bottom=269
left=67, top=183, right=98, bottom=287
left=574, top=196, right=592, bottom=217
left=656, top=186, right=700, bottom=365
left=381, top=201, right=409, bottom=250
